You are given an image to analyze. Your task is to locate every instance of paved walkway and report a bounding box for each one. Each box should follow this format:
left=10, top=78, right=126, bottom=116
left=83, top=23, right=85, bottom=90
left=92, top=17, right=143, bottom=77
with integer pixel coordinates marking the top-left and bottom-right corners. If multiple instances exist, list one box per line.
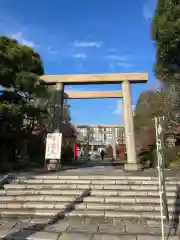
left=12, top=157, right=180, bottom=177
left=0, top=216, right=179, bottom=239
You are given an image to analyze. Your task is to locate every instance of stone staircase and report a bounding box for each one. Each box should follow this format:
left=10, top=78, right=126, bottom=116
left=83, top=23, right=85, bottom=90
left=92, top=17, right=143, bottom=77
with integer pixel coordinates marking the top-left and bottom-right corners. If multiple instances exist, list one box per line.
left=0, top=174, right=179, bottom=221
left=1, top=173, right=180, bottom=239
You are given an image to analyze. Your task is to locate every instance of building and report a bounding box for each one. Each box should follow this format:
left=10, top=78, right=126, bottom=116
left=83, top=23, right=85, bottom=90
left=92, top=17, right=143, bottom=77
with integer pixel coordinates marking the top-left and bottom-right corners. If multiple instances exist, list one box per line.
left=92, top=128, right=105, bottom=143
left=115, top=128, right=125, bottom=144
left=78, top=127, right=88, bottom=138
left=76, top=125, right=125, bottom=145
left=77, top=128, right=88, bottom=141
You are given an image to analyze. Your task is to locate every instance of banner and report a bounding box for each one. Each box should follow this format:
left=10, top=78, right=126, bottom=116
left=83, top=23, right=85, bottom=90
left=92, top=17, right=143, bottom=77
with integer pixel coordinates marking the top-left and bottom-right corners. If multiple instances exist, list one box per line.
left=155, top=117, right=169, bottom=221
left=45, top=133, right=62, bottom=160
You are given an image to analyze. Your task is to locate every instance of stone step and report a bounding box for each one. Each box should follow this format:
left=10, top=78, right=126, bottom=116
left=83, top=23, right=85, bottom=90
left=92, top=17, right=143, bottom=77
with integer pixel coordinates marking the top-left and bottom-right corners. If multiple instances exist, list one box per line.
left=0, top=208, right=169, bottom=220
left=83, top=203, right=176, bottom=213
left=4, top=183, right=179, bottom=192
left=2, top=189, right=85, bottom=196
left=3, top=186, right=179, bottom=197
left=0, top=195, right=78, bottom=202
left=0, top=194, right=178, bottom=205
left=0, top=201, right=177, bottom=213
left=13, top=177, right=180, bottom=185
left=19, top=174, right=180, bottom=181
left=0, top=189, right=178, bottom=198
left=0, top=201, right=67, bottom=209
left=66, top=210, right=166, bottom=220
left=0, top=209, right=61, bottom=218
left=84, top=196, right=176, bottom=204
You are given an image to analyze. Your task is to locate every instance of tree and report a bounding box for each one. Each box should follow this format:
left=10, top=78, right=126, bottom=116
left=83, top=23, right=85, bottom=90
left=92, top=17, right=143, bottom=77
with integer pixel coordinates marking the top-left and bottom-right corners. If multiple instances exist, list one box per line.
left=0, top=36, right=50, bottom=164
left=152, top=0, right=180, bottom=121
left=41, top=87, right=71, bottom=132
left=63, top=99, right=71, bottom=123
left=152, top=0, right=180, bottom=80
left=134, top=89, right=169, bottom=133
left=0, top=36, right=48, bottom=127
left=0, top=36, right=72, bottom=166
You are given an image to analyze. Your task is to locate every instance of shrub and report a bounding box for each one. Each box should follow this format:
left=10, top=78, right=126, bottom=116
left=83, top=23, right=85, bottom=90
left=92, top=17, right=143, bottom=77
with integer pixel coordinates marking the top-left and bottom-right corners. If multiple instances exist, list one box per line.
left=137, top=145, right=156, bottom=168
left=166, top=146, right=180, bottom=168
left=61, top=146, right=74, bottom=165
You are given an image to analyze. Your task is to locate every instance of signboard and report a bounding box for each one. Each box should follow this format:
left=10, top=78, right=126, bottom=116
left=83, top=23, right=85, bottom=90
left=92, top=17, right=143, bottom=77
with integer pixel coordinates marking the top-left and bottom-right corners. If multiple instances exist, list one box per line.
left=45, top=133, right=62, bottom=159
left=155, top=117, right=169, bottom=239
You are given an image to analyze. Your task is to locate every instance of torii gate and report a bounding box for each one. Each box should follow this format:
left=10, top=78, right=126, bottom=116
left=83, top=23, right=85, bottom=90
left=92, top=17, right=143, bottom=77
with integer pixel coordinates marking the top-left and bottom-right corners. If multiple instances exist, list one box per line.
left=41, top=72, right=148, bottom=171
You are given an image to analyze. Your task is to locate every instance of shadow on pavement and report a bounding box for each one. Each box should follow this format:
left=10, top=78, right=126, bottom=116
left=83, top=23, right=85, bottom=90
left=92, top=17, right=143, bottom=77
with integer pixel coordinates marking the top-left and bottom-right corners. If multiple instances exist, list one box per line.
left=168, top=184, right=180, bottom=236
left=10, top=158, right=123, bottom=176
left=3, top=188, right=91, bottom=239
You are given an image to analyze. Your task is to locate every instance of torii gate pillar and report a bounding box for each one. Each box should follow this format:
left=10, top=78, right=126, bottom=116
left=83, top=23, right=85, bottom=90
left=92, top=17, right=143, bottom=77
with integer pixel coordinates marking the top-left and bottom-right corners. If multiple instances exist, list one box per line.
left=122, top=80, right=141, bottom=171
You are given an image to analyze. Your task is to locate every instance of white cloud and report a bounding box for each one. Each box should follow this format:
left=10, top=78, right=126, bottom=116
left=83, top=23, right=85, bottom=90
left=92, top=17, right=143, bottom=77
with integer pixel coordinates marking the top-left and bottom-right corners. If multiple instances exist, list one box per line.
left=0, top=14, right=61, bottom=61
left=113, top=100, right=123, bottom=115
left=116, top=62, right=135, bottom=69
left=72, top=40, right=102, bottom=48
left=11, top=32, right=36, bottom=48
left=72, top=53, right=88, bottom=59
left=43, top=45, right=61, bottom=62
left=105, top=54, right=135, bottom=71
left=105, top=54, right=130, bottom=61
left=113, top=99, right=135, bottom=115
left=65, top=85, right=87, bottom=92
left=108, top=61, right=135, bottom=71
left=47, top=45, right=59, bottom=56
left=143, top=0, right=156, bottom=21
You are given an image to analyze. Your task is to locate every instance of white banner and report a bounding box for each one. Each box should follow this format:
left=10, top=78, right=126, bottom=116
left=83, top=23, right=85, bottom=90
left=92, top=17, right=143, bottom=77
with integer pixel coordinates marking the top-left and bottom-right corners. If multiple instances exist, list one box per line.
left=45, top=133, right=62, bottom=159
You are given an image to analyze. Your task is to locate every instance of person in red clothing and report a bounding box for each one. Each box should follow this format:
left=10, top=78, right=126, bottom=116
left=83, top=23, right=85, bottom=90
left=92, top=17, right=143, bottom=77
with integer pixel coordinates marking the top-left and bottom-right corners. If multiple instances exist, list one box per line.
left=74, top=143, right=78, bottom=160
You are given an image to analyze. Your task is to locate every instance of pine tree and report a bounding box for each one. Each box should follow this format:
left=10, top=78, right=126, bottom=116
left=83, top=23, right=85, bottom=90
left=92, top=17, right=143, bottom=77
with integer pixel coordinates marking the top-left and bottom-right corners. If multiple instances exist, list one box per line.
left=152, top=0, right=180, bottom=121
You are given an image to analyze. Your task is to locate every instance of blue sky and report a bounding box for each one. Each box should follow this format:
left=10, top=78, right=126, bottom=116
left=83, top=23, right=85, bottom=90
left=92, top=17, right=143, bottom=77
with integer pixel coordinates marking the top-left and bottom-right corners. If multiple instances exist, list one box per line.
left=0, top=0, right=158, bottom=124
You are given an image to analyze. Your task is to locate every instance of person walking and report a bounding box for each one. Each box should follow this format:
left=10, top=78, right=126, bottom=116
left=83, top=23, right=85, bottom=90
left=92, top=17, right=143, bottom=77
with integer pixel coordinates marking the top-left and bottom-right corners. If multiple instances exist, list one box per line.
left=100, top=149, right=105, bottom=161
left=80, top=148, right=84, bottom=158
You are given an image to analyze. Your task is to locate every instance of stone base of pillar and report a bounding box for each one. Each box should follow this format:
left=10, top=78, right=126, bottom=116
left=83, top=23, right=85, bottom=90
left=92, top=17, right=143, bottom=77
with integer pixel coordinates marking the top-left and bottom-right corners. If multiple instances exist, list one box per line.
left=124, top=163, right=142, bottom=171
left=47, top=159, right=61, bottom=171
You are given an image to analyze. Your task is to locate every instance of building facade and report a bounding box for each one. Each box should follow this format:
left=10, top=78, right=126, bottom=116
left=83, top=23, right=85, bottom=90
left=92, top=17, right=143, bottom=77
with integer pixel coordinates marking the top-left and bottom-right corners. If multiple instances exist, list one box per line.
left=76, top=126, right=125, bottom=145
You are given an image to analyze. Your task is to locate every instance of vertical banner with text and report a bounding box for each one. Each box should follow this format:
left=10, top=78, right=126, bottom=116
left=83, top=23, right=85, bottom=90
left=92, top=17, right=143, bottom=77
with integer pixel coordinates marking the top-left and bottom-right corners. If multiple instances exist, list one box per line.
left=45, top=133, right=62, bottom=160
left=155, top=117, right=169, bottom=224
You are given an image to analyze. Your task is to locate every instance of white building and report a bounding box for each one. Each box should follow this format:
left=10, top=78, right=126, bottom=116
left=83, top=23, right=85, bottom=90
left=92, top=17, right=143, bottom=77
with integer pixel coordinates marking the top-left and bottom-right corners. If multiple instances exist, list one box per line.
left=77, top=126, right=125, bottom=145
left=78, top=128, right=88, bottom=137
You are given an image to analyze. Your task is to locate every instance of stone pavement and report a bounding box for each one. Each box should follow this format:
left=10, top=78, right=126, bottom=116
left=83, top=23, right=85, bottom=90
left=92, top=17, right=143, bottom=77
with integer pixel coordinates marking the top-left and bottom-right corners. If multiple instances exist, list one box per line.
left=10, top=157, right=180, bottom=178
left=1, top=158, right=180, bottom=239
left=0, top=216, right=180, bottom=239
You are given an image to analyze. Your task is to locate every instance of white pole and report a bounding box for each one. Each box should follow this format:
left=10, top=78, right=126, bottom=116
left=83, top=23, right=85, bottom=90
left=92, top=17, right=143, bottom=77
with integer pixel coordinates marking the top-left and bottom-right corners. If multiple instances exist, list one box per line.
left=112, top=128, right=116, bottom=159
left=155, top=117, right=164, bottom=240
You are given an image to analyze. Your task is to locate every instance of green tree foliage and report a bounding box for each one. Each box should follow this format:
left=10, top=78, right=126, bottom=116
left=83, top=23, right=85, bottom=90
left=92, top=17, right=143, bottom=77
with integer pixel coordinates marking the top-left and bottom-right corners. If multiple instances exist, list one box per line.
left=152, top=0, right=180, bottom=81
left=134, top=89, right=177, bottom=168
left=0, top=36, right=46, bottom=124
left=134, top=89, right=169, bottom=133
left=63, top=99, right=71, bottom=123
left=42, top=87, right=71, bottom=132
left=152, top=0, right=180, bottom=121
left=0, top=36, right=49, bottom=163
left=0, top=36, right=71, bottom=166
